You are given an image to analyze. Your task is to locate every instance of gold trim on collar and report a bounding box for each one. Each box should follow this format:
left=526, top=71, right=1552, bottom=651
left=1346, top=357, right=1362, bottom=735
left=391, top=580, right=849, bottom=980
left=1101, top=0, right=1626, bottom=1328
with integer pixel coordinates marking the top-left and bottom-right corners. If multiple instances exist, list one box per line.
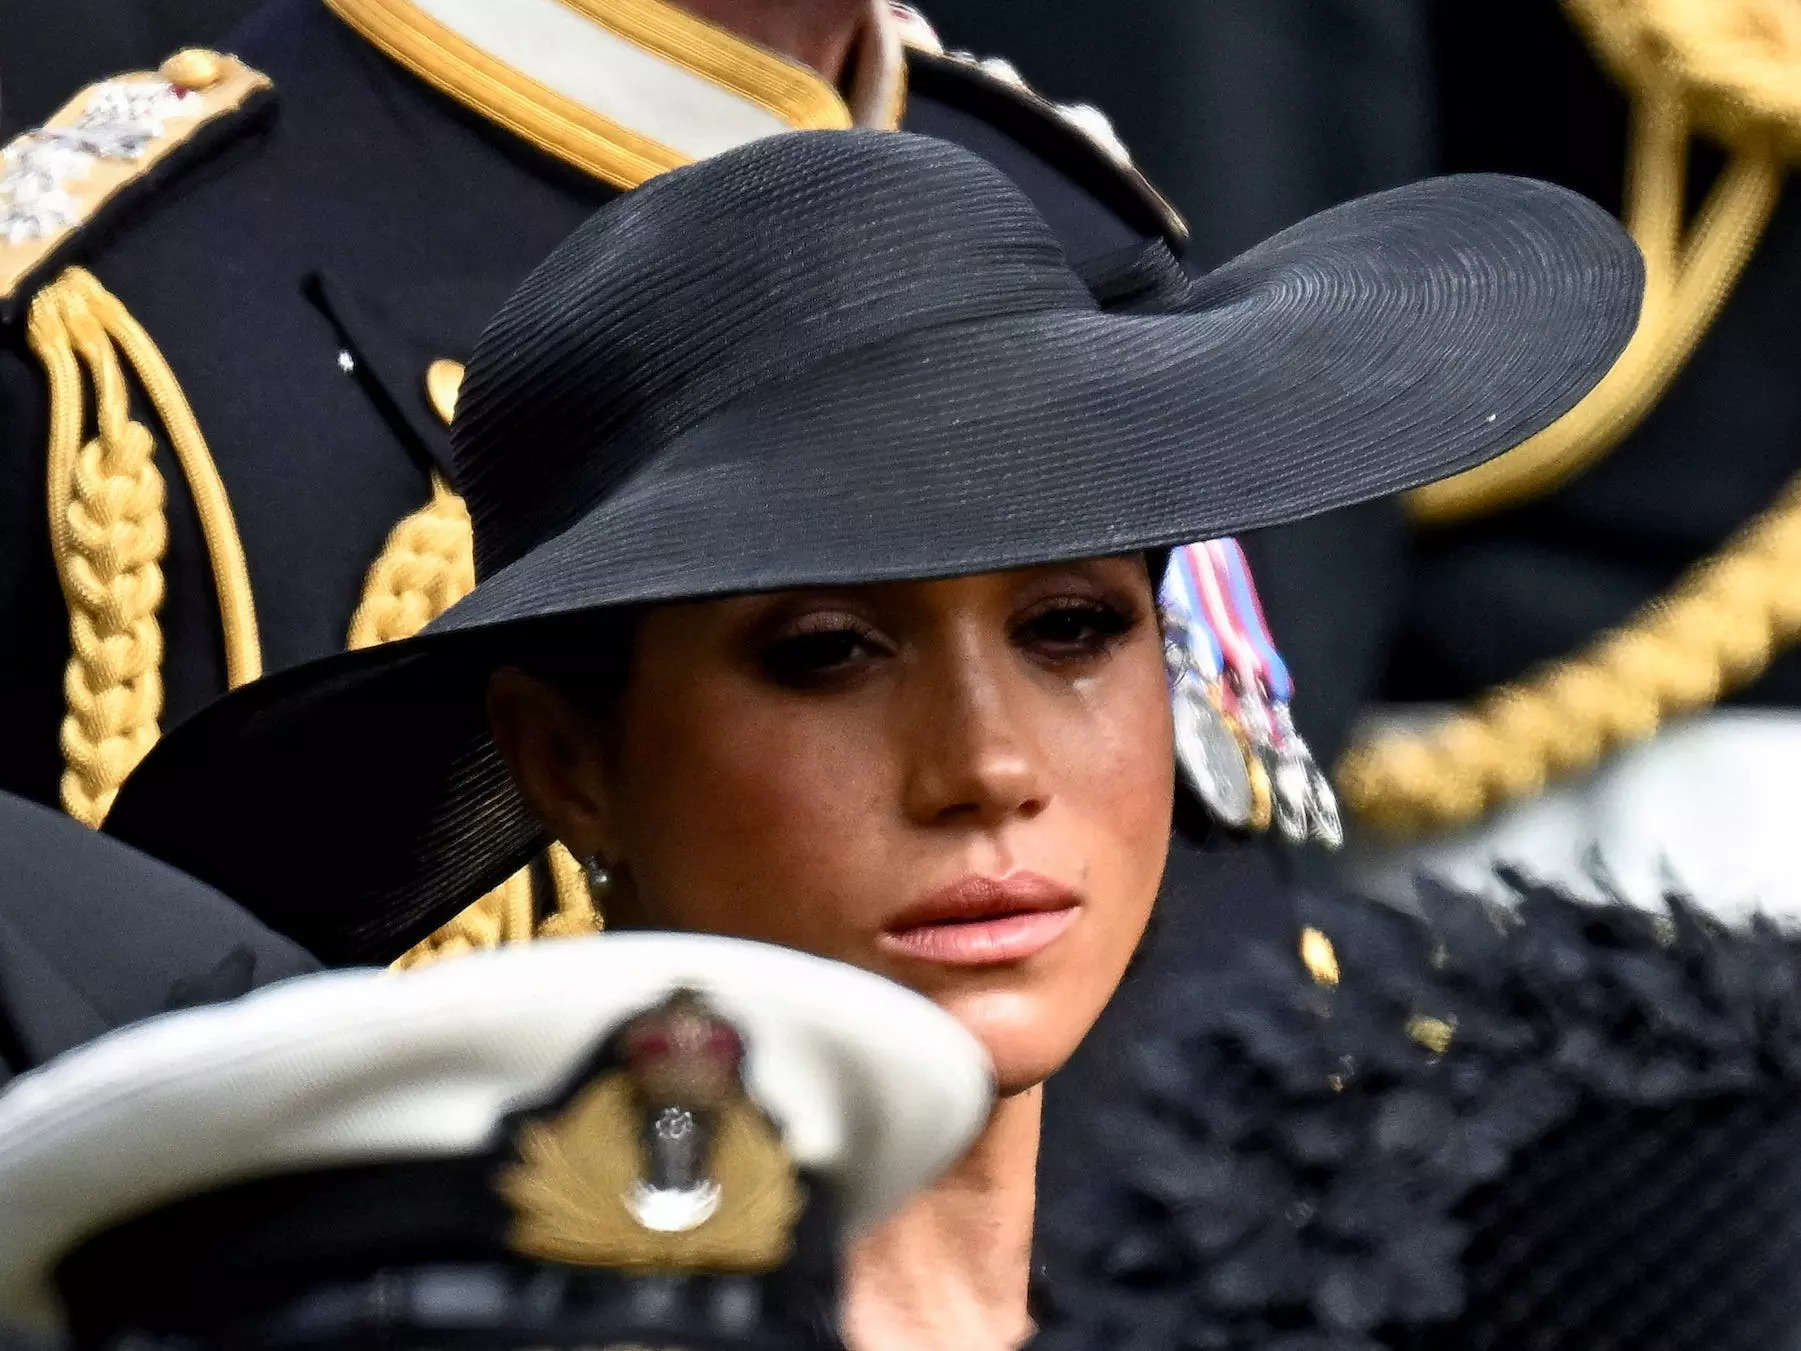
left=328, top=0, right=686, bottom=186
left=325, top=0, right=854, bottom=190
left=557, top=0, right=851, bottom=131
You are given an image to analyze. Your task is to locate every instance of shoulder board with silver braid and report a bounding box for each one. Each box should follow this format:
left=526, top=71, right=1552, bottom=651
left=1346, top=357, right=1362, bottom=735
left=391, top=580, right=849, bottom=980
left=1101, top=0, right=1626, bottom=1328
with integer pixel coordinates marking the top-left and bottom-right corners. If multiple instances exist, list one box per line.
left=0, top=50, right=272, bottom=322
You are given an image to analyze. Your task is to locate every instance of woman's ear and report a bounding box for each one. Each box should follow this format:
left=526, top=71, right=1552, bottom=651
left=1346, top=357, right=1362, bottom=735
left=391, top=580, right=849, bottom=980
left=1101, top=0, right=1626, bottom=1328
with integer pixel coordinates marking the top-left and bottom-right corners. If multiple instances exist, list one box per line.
left=486, top=667, right=619, bottom=861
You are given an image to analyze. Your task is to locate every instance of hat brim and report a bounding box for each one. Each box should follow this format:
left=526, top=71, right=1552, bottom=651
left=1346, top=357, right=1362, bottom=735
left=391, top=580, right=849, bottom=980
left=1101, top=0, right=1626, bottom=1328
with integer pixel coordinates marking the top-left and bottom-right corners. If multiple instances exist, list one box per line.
left=0, top=933, right=992, bottom=1331
left=106, top=173, right=1642, bottom=962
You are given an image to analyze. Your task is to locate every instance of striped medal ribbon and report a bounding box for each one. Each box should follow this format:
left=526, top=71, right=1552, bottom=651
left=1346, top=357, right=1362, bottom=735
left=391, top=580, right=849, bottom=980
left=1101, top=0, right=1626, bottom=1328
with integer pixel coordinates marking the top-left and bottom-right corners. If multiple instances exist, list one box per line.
left=1161, top=543, right=1259, bottom=832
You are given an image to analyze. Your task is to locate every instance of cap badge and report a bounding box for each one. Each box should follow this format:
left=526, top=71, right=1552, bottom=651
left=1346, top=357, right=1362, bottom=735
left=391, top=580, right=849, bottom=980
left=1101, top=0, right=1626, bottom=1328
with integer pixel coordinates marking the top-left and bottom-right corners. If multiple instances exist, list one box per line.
left=498, top=989, right=805, bottom=1271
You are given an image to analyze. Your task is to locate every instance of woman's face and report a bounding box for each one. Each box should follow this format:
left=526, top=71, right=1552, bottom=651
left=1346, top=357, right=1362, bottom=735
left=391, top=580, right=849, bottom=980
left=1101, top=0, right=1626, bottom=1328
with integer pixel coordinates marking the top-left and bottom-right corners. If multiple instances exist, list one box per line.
left=497, top=558, right=1173, bottom=1096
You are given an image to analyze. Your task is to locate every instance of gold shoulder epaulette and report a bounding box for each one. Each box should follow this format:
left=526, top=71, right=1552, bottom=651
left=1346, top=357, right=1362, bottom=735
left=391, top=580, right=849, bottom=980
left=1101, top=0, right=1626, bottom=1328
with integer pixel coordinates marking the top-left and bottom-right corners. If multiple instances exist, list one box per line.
left=0, top=50, right=272, bottom=316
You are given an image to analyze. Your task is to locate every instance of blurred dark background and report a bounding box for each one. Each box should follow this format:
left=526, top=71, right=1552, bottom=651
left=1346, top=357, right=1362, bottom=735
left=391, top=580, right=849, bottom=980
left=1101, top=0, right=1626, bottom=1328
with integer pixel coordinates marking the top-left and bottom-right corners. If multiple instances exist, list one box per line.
left=1, top=0, right=253, bottom=138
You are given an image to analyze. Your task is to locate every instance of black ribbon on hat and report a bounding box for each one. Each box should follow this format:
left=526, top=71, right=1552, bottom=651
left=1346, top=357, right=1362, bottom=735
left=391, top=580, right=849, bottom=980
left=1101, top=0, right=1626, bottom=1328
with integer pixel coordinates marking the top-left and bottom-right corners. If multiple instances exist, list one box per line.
left=55, top=1156, right=841, bottom=1350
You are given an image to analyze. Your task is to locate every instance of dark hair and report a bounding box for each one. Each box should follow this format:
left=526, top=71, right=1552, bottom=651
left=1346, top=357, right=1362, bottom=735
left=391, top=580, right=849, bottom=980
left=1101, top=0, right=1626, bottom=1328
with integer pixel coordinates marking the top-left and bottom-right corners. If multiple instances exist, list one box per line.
left=505, top=607, right=646, bottom=718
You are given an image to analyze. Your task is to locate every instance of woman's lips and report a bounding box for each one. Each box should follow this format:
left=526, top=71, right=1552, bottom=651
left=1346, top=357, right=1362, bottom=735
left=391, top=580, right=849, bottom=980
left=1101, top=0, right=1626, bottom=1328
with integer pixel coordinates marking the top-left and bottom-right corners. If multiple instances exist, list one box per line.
left=879, top=873, right=1081, bottom=967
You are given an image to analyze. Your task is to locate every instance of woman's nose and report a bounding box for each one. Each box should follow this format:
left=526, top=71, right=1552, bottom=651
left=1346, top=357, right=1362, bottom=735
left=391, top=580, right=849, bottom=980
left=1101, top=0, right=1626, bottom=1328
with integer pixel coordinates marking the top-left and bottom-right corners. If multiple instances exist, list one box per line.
left=900, top=656, right=1051, bottom=828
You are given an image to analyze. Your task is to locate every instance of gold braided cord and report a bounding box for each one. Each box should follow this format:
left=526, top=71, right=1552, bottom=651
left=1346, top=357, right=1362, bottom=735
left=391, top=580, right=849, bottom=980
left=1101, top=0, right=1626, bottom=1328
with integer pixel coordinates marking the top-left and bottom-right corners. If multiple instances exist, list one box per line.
left=1409, top=0, right=1801, bottom=525
left=29, top=268, right=265, bottom=827
left=351, top=439, right=600, bottom=968
left=346, top=473, right=477, bottom=650
left=352, top=478, right=529, bottom=965
left=66, top=270, right=262, bottom=689
left=1340, top=469, right=1801, bottom=836
left=30, top=278, right=166, bottom=828
left=24, top=267, right=596, bottom=956
left=1338, top=0, right=1801, bottom=837
left=27, top=284, right=84, bottom=598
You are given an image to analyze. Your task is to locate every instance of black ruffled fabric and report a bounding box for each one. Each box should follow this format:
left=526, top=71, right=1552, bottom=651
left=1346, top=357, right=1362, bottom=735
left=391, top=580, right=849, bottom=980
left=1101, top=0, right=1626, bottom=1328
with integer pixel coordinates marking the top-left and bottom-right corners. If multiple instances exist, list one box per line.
left=1034, top=875, right=1801, bottom=1349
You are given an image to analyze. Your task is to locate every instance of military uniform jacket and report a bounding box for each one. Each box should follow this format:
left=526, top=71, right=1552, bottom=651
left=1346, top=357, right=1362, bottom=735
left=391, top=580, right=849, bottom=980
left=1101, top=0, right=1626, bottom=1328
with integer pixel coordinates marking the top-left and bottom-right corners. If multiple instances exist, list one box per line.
left=0, top=0, right=1185, bottom=821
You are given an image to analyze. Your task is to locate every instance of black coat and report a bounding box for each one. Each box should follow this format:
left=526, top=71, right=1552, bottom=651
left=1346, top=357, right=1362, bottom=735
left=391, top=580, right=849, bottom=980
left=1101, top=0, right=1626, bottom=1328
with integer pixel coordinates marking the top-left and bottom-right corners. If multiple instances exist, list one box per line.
left=0, top=788, right=317, bottom=1086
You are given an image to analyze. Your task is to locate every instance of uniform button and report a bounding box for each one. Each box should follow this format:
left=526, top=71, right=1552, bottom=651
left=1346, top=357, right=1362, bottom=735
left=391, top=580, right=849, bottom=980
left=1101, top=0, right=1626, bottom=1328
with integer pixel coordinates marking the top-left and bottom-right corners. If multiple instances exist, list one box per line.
left=160, top=49, right=226, bottom=91
left=426, top=358, right=466, bottom=427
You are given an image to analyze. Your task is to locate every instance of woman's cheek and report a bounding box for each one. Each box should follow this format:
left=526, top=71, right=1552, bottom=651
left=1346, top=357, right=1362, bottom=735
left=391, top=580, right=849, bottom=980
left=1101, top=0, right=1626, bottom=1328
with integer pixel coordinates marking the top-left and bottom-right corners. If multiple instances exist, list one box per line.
left=1070, top=675, right=1174, bottom=861
left=1074, top=694, right=1173, bottom=967
left=630, top=708, right=889, bottom=949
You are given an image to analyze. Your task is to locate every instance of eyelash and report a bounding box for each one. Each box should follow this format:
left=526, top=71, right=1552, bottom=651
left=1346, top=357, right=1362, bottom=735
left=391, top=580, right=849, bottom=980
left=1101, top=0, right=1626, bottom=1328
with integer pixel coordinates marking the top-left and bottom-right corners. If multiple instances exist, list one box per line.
left=759, top=625, right=885, bottom=686
left=1014, top=597, right=1137, bottom=655
left=757, top=598, right=1139, bottom=688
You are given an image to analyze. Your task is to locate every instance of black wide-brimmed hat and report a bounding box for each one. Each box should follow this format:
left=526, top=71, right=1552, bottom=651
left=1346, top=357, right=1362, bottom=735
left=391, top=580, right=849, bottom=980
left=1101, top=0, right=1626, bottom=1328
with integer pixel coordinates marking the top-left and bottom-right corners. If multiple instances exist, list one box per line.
left=105, top=131, right=1642, bottom=963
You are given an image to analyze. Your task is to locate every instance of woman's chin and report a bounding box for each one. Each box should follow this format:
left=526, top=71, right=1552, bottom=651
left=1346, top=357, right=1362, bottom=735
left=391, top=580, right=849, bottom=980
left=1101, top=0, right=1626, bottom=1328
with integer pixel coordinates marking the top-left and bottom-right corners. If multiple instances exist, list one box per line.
left=933, top=985, right=1091, bottom=1097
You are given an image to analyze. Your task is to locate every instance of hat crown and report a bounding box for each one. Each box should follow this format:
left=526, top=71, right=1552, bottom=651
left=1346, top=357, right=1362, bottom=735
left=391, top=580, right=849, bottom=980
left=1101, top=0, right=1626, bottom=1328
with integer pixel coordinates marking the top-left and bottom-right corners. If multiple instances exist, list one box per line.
left=451, top=131, right=1094, bottom=577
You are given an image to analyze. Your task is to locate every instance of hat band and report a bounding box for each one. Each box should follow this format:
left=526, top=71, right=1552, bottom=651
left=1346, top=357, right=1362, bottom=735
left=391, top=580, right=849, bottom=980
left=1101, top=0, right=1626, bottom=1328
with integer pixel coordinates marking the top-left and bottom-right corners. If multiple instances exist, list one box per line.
left=55, top=1157, right=840, bottom=1346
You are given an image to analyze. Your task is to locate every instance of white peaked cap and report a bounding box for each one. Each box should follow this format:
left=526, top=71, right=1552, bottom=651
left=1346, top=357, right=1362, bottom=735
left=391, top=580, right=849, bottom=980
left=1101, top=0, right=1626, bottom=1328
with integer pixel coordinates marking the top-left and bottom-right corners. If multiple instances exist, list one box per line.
left=0, top=932, right=994, bottom=1331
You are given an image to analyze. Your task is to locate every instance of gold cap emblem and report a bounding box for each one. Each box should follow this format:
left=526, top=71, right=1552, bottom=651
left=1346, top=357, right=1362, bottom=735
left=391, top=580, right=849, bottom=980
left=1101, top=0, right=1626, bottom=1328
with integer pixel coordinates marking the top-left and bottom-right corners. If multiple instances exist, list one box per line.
left=497, top=990, right=804, bottom=1272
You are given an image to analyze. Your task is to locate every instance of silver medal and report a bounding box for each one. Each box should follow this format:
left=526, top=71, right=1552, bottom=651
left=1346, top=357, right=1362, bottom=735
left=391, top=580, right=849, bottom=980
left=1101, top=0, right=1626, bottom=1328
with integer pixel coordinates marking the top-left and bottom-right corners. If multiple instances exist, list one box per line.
left=1307, top=763, right=1345, bottom=850
left=1270, top=750, right=1313, bottom=844
left=1268, top=705, right=1344, bottom=851
left=1173, top=679, right=1255, bottom=831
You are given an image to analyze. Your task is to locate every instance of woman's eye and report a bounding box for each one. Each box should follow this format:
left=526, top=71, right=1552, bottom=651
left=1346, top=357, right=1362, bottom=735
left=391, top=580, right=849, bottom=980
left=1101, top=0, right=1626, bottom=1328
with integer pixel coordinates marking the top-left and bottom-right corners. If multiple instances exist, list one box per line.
left=759, top=627, right=880, bottom=686
left=1017, top=601, right=1135, bottom=656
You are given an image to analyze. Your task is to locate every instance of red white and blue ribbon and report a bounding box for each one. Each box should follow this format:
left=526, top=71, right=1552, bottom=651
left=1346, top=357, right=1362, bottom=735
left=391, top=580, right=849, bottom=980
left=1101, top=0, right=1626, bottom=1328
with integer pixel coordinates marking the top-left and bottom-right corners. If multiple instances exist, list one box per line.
left=1213, top=538, right=1293, bottom=705
left=1161, top=544, right=1225, bottom=684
